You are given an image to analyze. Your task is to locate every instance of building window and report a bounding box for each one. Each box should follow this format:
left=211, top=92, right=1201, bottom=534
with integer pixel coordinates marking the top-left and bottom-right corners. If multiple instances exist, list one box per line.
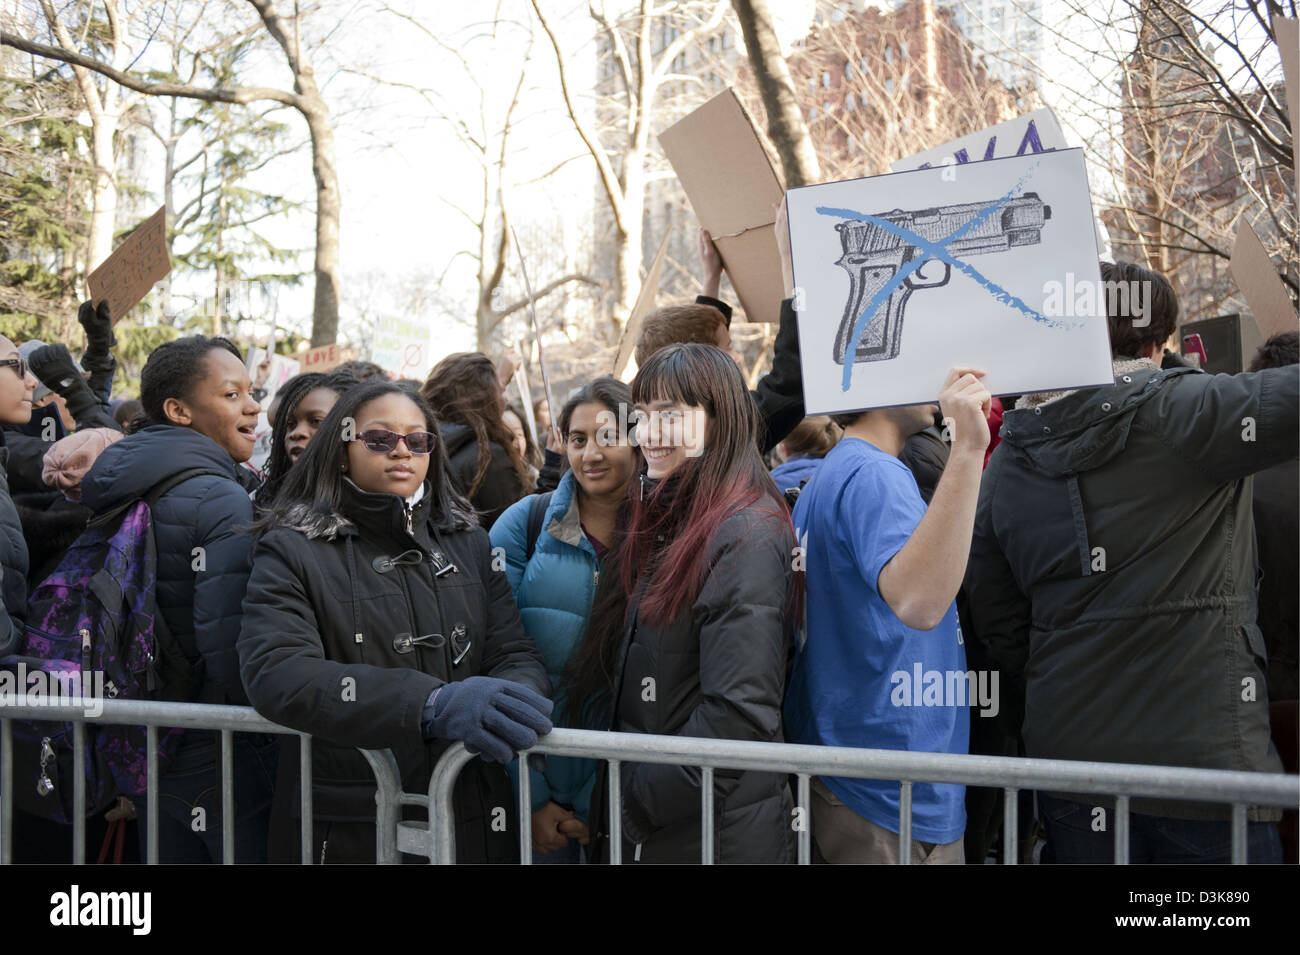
left=902, top=72, right=911, bottom=91
left=821, top=70, right=831, bottom=88
left=885, top=77, right=894, bottom=94
left=901, top=40, right=909, bottom=59
left=860, top=56, right=869, bottom=73
left=809, top=77, right=817, bottom=93
left=885, top=45, right=893, bottom=64
left=845, top=91, right=855, bottom=110
left=845, top=61, right=853, bottom=80
left=721, top=31, right=731, bottom=49
left=824, top=100, right=832, bottom=115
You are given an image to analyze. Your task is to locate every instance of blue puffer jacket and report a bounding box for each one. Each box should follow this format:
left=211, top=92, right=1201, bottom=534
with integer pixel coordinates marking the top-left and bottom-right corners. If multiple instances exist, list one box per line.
left=490, top=469, right=599, bottom=821
left=80, top=425, right=255, bottom=705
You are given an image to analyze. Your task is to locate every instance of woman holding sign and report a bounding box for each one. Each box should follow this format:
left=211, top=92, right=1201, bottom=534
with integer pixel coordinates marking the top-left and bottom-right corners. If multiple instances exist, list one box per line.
left=566, top=344, right=802, bottom=864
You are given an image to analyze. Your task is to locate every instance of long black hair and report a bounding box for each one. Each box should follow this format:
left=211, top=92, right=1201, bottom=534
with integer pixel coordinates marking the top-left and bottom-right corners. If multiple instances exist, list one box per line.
left=134, top=335, right=243, bottom=431
left=250, top=380, right=476, bottom=536
left=259, top=371, right=358, bottom=505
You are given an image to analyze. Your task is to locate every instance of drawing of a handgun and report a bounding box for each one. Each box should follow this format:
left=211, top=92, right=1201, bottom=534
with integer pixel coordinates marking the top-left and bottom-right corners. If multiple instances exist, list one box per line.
left=832, top=193, right=1051, bottom=365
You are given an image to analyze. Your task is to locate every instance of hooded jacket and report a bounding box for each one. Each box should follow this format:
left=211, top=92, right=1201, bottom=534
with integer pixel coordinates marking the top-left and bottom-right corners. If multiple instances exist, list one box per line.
left=588, top=482, right=798, bottom=863
left=440, top=421, right=525, bottom=528
left=237, top=478, right=549, bottom=863
left=965, top=362, right=1299, bottom=820
left=80, top=424, right=255, bottom=705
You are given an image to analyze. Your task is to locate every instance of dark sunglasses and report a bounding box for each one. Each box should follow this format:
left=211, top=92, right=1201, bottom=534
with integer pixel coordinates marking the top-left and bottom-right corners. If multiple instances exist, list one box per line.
left=0, top=358, right=28, bottom=380
left=353, top=428, right=437, bottom=455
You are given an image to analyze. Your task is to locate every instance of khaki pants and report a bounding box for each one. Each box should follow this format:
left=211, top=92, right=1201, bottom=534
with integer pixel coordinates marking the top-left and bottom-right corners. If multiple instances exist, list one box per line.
left=811, top=777, right=964, bottom=864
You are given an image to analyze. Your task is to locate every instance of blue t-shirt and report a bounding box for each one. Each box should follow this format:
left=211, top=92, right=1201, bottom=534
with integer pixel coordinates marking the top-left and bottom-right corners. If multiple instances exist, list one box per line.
left=785, top=437, right=969, bottom=843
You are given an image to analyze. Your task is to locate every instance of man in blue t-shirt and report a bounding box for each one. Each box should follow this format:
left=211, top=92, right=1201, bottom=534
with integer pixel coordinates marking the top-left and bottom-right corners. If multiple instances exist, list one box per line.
left=786, top=366, right=992, bottom=863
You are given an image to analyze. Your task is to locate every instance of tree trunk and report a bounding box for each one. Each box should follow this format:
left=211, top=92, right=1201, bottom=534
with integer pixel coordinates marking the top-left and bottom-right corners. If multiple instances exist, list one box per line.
left=87, top=116, right=117, bottom=271
left=248, top=0, right=341, bottom=346
left=303, top=97, right=340, bottom=345
left=731, top=0, right=820, bottom=187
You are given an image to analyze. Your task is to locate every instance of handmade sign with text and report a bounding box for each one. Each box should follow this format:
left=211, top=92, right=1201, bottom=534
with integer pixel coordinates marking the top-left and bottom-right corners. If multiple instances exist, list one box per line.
left=86, top=206, right=170, bottom=322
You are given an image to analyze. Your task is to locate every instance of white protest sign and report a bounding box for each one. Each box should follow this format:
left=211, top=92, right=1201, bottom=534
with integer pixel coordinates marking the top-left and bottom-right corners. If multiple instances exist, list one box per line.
left=786, top=148, right=1114, bottom=414
left=890, top=108, right=1067, bottom=172
left=372, top=315, right=433, bottom=380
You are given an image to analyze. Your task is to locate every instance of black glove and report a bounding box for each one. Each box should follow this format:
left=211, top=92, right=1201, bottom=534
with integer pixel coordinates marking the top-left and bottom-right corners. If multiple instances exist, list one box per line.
left=77, top=300, right=117, bottom=354
left=421, top=676, right=553, bottom=764
left=27, top=344, right=82, bottom=393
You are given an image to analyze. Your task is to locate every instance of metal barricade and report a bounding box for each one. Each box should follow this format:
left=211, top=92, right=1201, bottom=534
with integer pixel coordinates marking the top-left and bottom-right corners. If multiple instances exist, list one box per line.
left=0, top=698, right=403, bottom=865
left=413, top=727, right=1300, bottom=865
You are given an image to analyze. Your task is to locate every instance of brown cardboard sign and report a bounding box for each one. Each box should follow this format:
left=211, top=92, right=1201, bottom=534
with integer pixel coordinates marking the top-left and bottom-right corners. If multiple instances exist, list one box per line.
left=659, top=89, right=784, bottom=324
left=291, top=342, right=354, bottom=372
left=1230, top=219, right=1298, bottom=340
left=1275, top=17, right=1298, bottom=188
left=613, top=232, right=671, bottom=380
left=86, top=206, right=170, bottom=322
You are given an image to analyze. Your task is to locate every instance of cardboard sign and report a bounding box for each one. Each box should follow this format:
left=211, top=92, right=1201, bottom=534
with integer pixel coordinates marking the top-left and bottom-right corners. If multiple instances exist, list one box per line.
left=659, top=89, right=784, bottom=324
left=890, top=108, right=1068, bottom=172
left=1275, top=17, right=1299, bottom=188
left=86, top=205, right=170, bottom=321
left=1230, top=220, right=1298, bottom=339
left=613, top=232, right=671, bottom=380
left=372, top=315, right=432, bottom=379
left=786, top=149, right=1114, bottom=413
left=292, top=342, right=353, bottom=372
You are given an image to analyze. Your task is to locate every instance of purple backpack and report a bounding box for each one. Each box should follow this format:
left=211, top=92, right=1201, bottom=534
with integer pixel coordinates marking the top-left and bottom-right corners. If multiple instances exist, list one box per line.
left=5, top=468, right=222, bottom=822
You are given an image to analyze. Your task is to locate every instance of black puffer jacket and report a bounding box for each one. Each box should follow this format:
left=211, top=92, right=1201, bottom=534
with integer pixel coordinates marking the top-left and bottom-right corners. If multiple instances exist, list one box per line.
left=0, top=441, right=29, bottom=657
left=966, top=363, right=1299, bottom=820
left=589, top=490, right=798, bottom=864
left=80, top=425, right=255, bottom=705
left=237, top=479, right=550, bottom=863
left=440, top=422, right=526, bottom=528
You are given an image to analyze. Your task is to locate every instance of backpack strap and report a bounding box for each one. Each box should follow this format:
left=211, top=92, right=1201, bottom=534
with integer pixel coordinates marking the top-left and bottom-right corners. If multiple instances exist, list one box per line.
left=524, top=491, right=554, bottom=562
left=88, top=467, right=233, bottom=529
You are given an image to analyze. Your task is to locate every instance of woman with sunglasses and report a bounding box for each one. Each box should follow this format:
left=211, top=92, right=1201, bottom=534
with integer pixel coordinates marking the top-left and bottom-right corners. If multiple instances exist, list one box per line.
left=238, top=381, right=552, bottom=863
left=567, top=344, right=803, bottom=864
left=0, top=336, right=37, bottom=656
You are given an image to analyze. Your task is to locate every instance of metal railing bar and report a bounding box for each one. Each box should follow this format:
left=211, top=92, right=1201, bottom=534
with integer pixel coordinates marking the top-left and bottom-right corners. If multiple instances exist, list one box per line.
left=1115, top=795, right=1130, bottom=865
left=608, top=758, right=622, bottom=866
left=72, top=721, right=85, bottom=865
left=701, top=766, right=715, bottom=865
left=219, top=729, right=234, bottom=864
left=898, top=780, right=912, bottom=865
left=1003, top=787, right=1019, bottom=865
left=797, top=773, right=811, bottom=865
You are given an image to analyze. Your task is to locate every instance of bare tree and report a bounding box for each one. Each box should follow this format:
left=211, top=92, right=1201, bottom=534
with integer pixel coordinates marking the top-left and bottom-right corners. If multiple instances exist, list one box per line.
left=3, top=0, right=346, bottom=344
left=730, top=0, right=820, bottom=186
left=1010, top=0, right=1296, bottom=317
left=529, top=0, right=729, bottom=339
left=351, top=9, right=598, bottom=353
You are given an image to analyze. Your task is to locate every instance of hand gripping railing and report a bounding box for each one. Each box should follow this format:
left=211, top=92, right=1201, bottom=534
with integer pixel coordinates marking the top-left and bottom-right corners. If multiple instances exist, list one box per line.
left=0, top=698, right=403, bottom=865
left=412, top=728, right=1299, bottom=865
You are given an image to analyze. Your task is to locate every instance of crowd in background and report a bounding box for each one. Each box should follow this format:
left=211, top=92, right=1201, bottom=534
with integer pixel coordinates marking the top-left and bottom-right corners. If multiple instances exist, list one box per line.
left=0, top=225, right=1296, bottom=865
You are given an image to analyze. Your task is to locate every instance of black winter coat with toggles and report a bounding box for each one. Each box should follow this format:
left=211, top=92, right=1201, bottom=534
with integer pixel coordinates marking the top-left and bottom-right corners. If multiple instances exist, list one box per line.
left=237, top=477, right=549, bottom=863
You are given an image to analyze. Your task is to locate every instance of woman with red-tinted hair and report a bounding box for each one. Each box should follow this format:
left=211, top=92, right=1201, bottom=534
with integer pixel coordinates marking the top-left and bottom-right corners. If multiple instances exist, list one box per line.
left=565, top=343, right=801, bottom=864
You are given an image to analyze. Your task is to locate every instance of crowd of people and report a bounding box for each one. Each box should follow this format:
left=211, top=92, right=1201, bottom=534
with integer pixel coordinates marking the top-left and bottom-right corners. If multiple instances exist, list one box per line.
left=0, top=229, right=1296, bottom=865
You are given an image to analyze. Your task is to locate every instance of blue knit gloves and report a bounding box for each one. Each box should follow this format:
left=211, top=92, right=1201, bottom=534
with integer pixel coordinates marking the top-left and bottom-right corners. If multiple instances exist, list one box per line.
left=421, top=677, right=554, bottom=763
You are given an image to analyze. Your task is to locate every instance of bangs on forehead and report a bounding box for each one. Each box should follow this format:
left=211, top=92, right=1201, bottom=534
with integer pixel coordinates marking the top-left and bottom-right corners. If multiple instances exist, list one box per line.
left=633, top=347, right=707, bottom=408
